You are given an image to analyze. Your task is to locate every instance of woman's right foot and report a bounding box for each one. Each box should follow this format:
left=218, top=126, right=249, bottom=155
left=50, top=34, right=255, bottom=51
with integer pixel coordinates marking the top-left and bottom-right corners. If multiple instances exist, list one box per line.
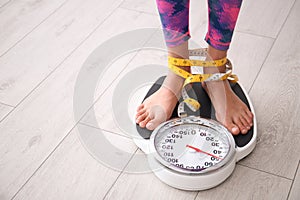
left=135, top=67, right=187, bottom=130
left=135, top=82, right=179, bottom=130
left=136, top=42, right=189, bottom=130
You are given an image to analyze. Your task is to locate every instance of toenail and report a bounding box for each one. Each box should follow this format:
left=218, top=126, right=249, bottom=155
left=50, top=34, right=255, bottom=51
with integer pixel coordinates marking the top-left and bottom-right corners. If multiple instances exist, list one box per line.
left=232, top=127, right=239, bottom=133
left=147, top=122, right=154, bottom=129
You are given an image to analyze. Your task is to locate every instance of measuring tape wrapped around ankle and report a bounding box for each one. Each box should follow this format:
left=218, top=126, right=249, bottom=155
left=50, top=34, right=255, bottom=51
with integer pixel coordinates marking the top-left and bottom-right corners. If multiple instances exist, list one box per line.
left=168, top=48, right=238, bottom=117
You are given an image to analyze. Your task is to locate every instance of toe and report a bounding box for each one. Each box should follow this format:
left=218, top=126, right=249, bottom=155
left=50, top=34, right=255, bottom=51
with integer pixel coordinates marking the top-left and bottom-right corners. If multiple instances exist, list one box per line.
left=240, top=116, right=251, bottom=132
left=241, top=128, right=248, bottom=134
left=245, top=110, right=254, bottom=125
left=224, top=119, right=240, bottom=135
left=136, top=104, right=144, bottom=112
left=231, top=126, right=240, bottom=135
left=146, top=116, right=162, bottom=130
left=145, top=111, right=158, bottom=130
left=139, top=116, right=152, bottom=128
left=145, top=106, right=168, bottom=130
left=136, top=112, right=148, bottom=123
left=135, top=108, right=146, bottom=118
left=243, top=115, right=252, bottom=129
left=233, top=117, right=247, bottom=134
left=146, top=118, right=162, bottom=131
left=146, top=121, right=155, bottom=130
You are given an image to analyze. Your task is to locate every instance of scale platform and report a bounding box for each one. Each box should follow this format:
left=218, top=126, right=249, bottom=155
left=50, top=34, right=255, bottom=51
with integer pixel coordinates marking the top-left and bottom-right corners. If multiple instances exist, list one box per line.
left=134, top=76, right=257, bottom=162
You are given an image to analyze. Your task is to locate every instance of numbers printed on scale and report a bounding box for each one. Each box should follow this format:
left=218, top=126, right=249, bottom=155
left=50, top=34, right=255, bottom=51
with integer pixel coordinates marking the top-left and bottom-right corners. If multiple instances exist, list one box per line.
left=154, top=122, right=230, bottom=172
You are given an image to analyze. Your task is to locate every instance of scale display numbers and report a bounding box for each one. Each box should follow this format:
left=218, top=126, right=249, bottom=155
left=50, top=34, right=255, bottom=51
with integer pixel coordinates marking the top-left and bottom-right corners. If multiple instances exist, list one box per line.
left=154, top=123, right=230, bottom=173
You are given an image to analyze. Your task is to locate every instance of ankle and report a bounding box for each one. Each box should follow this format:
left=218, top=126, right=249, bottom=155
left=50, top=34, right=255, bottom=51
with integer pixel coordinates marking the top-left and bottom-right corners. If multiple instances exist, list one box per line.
left=162, top=72, right=185, bottom=98
left=204, top=46, right=228, bottom=74
left=168, top=41, right=189, bottom=58
left=207, top=46, right=227, bottom=60
left=168, top=42, right=190, bottom=73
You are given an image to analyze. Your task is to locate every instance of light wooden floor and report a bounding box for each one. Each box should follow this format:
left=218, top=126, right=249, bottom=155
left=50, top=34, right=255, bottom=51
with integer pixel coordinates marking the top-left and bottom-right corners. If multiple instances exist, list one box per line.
left=0, top=0, right=299, bottom=199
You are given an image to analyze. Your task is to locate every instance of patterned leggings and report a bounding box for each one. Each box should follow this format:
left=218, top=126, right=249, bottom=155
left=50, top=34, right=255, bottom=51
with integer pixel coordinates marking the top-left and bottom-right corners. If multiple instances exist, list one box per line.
left=156, top=0, right=242, bottom=50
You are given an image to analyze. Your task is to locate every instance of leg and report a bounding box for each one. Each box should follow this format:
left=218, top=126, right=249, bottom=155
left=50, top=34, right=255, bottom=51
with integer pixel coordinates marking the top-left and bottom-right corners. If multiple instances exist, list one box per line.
left=135, top=0, right=190, bottom=130
left=204, top=0, right=253, bottom=135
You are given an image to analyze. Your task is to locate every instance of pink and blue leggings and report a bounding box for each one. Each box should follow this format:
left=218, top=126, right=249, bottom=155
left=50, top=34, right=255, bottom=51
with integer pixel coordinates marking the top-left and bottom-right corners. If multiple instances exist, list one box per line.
left=156, top=0, right=242, bottom=50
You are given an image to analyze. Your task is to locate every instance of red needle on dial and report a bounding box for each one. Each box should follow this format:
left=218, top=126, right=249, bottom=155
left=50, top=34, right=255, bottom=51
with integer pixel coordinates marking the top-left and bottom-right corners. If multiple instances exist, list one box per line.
left=186, top=145, right=222, bottom=160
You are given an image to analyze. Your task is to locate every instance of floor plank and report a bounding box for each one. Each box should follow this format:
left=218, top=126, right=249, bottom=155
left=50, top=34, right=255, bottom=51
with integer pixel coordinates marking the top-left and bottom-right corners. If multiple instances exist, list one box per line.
left=227, top=33, right=274, bottom=91
left=119, top=0, right=158, bottom=15
left=0, top=0, right=122, bottom=106
left=104, top=150, right=198, bottom=200
left=0, top=0, right=67, bottom=56
left=289, top=161, right=300, bottom=200
left=0, top=102, right=13, bottom=121
left=195, top=165, right=291, bottom=200
left=13, top=124, right=137, bottom=200
left=105, top=153, right=291, bottom=200
left=0, top=0, right=10, bottom=8
left=0, top=8, right=158, bottom=199
left=80, top=37, right=168, bottom=136
left=237, top=0, right=295, bottom=38
left=239, top=0, right=300, bottom=179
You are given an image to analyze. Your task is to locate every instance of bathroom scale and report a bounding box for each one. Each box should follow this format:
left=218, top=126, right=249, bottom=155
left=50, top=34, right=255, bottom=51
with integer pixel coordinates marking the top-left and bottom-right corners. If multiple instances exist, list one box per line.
left=133, top=49, right=257, bottom=190
left=134, top=76, right=257, bottom=191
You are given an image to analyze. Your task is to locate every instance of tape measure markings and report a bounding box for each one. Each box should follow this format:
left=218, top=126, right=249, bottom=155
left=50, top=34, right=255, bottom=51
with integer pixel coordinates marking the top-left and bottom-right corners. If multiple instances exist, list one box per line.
left=168, top=48, right=238, bottom=117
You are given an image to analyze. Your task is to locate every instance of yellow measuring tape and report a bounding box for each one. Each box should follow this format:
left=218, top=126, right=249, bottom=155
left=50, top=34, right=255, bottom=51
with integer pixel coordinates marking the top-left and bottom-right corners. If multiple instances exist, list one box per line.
left=168, top=48, right=239, bottom=116
left=168, top=55, right=227, bottom=67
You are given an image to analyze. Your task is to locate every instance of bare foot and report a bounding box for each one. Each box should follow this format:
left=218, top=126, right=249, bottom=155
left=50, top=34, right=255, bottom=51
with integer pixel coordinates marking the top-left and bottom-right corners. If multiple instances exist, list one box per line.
left=135, top=83, right=179, bottom=130
left=136, top=42, right=189, bottom=130
left=203, top=80, right=253, bottom=135
left=204, top=46, right=254, bottom=135
left=135, top=67, right=188, bottom=130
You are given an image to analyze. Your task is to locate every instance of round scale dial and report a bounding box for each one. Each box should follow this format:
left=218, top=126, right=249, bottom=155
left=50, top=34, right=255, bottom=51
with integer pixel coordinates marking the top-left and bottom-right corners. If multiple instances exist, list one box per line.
left=151, top=117, right=235, bottom=174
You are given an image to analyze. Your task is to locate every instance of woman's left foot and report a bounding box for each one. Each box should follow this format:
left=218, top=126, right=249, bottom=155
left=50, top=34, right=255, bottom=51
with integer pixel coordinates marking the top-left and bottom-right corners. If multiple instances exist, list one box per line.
left=203, top=80, right=253, bottom=135
left=204, top=46, right=254, bottom=135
